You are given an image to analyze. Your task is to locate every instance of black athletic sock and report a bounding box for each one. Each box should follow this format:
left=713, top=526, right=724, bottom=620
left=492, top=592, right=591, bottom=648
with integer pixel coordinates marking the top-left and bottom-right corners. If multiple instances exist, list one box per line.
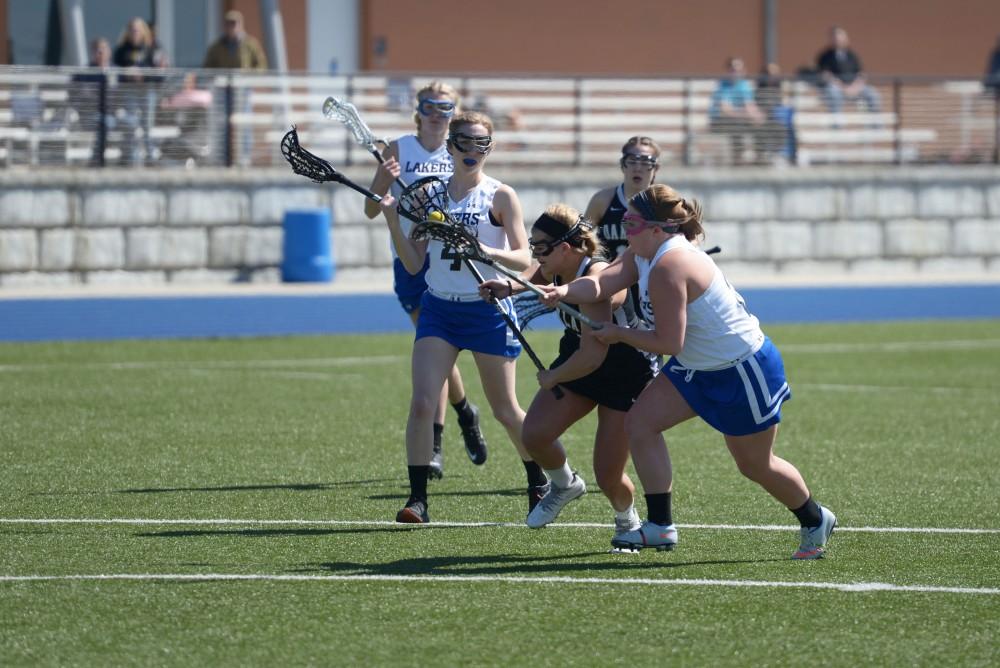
left=791, top=496, right=823, bottom=528
left=407, top=466, right=429, bottom=503
left=645, top=492, right=673, bottom=526
left=451, top=397, right=474, bottom=424
left=432, top=423, right=444, bottom=449
left=522, top=460, right=548, bottom=488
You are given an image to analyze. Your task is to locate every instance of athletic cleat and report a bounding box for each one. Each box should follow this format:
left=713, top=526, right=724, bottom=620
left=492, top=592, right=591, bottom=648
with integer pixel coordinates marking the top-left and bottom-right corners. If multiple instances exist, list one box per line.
left=610, top=521, right=678, bottom=552
left=395, top=497, right=429, bottom=524
left=526, top=474, right=586, bottom=529
left=428, top=444, right=443, bottom=480
left=527, top=482, right=550, bottom=514
left=792, top=505, right=837, bottom=560
left=458, top=403, right=488, bottom=465
left=609, top=507, right=643, bottom=554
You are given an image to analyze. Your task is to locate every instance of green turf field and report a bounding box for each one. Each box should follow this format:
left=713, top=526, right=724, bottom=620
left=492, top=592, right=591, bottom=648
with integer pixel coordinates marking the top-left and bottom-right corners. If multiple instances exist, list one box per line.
left=2, top=320, right=999, bottom=666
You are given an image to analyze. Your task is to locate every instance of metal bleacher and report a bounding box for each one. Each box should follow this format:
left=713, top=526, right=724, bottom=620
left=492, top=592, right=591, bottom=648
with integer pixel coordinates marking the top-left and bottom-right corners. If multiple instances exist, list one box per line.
left=1, top=65, right=996, bottom=169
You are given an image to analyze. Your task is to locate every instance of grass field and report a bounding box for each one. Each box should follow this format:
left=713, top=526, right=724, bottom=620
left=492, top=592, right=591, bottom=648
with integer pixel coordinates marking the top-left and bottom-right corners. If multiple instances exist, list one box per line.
left=2, top=320, right=999, bottom=666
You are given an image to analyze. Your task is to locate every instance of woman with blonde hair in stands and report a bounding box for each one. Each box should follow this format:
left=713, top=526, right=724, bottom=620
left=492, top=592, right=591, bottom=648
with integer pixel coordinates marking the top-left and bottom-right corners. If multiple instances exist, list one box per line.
left=479, top=204, right=658, bottom=544
left=540, top=184, right=836, bottom=559
left=378, top=110, right=552, bottom=523
left=364, top=82, right=487, bottom=481
left=112, top=17, right=166, bottom=165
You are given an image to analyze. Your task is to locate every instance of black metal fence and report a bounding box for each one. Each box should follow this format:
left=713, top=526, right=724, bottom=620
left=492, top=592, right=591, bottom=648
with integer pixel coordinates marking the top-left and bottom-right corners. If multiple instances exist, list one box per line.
left=1, top=66, right=997, bottom=169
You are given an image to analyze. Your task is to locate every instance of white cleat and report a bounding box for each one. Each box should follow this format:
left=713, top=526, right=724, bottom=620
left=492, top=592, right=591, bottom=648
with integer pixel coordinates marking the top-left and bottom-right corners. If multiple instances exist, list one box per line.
left=525, top=473, right=586, bottom=529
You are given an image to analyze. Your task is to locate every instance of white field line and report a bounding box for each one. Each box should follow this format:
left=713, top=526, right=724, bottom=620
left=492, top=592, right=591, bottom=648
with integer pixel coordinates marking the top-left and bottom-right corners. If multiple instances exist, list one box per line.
left=1, top=518, right=998, bottom=534
left=0, top=572, right=996, bottom=595
left=0, top=355, right=405, bottom=373
left=2, top=339, right=999, bottom=374
left=780, top=339, right=1000, bottom=354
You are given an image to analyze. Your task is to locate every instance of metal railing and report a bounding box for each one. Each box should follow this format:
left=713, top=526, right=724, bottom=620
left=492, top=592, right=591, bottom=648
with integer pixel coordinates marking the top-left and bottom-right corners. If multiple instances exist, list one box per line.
left=1, top=65, right=997, bottom=169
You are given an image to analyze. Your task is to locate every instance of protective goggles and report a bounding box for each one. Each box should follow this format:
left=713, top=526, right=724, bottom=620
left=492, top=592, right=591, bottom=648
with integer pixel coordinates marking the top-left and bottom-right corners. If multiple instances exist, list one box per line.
left=620, top=153, right=659, bottom=170
left=530, top=215, right=589, bottom=256
left=622, top=212, right=679, bottom=237
left=416, top=99, right=456, bottom=116
left=449, top=132, right=493, bottom=154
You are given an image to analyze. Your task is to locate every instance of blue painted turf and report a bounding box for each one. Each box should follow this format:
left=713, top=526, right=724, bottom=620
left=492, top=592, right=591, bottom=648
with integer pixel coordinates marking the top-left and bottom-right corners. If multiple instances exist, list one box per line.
left=1, top=284, right=998, bottom=342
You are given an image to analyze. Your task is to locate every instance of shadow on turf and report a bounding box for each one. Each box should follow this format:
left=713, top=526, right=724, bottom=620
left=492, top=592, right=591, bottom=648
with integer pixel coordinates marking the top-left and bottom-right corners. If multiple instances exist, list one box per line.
left=366, top=487, right=525, bottom=501
left=294, top=553, right=786, bottom=577
left=29, top=478, right=403, bottom=496
left=134, top=526, right=466, bottom=539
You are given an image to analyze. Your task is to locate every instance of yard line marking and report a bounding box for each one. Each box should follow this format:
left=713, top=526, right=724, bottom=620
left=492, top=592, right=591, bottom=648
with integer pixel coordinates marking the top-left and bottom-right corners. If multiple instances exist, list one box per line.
left=0, top=573, right=996, bottom=595
left=798, top=383, right=986, bottom=394
left=0, top=355, right=405, bottom=373
left=2, top=518, right=998, bottom=534
left=782, top=339, right=1000, bottom=354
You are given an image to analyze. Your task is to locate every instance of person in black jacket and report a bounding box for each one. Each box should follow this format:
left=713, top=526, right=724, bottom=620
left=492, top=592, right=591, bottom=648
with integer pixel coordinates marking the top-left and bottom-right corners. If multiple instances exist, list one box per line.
left=815, top=26, right=880, bottom=114
left=112, top=17, right=167, bottom=164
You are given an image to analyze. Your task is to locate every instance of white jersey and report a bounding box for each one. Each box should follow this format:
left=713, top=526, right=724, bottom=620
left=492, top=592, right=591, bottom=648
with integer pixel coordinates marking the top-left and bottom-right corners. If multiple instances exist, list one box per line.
left=425, top=175, right=509, bottom=298
left=635, top=235, right=764, bottom=370
left=389, top=134, right=453, bottom=258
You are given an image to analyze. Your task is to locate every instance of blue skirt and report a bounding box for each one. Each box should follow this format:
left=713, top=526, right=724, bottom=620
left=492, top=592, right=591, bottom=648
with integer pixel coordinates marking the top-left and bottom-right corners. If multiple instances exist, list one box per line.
left=416, top=292, right=522, bottom=358
left=393, top=256, right=430, bottom=314
left=664, top=337, right=791, bottom=436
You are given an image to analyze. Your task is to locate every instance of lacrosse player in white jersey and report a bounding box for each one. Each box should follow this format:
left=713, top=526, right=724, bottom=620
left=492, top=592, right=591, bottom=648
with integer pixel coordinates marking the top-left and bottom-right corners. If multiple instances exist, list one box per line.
left=379, top=111, right=553, bottom=524
left=363, top=81, right=487, bottom=481
left=540, top=184, right=836, bottom=559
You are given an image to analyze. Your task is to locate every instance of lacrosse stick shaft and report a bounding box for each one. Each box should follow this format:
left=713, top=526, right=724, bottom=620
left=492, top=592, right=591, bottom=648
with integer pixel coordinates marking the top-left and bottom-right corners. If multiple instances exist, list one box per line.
left=463, top=257, right=563, bottom=399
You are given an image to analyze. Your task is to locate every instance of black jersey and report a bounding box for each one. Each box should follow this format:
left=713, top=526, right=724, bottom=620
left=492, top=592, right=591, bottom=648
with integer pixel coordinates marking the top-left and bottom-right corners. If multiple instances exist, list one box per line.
left=596, top=184, right=629, bottom=262
left=551, top=257, right=659, bottom=411
left=596, top=184, right=644, bottom=321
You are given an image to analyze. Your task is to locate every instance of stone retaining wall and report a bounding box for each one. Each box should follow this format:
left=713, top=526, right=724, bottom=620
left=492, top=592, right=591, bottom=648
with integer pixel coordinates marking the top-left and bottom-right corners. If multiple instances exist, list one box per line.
left=1, top=166, right=998, bottom=288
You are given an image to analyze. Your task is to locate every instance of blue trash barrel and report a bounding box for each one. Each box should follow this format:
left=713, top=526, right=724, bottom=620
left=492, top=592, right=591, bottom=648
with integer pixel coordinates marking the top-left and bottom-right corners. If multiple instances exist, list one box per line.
left=281, top=208, right=334, bottom=282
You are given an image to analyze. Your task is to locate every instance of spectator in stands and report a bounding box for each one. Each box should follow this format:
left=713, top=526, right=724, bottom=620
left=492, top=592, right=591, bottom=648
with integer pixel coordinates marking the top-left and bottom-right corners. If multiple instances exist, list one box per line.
left=708, top=57, right=765, bottom=165
left=985, top=34, right=1000, bottom=97
left=754, top=63, right=796, bottom=164
left=71, top=37, right=139, bottom=165
left=815, top=26, right=881, bottom=114
left=112, top=17, right=166, bottom=165
left=159, top=73, right=213, bottom=166
left=203, top=10, right=268, bottom=70
left=203, top=10, right=268, bottom=166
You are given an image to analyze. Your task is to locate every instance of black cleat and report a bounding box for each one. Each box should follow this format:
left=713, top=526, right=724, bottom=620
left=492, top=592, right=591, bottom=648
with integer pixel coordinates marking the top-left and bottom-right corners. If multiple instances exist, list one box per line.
left=458, top=403, right=488, bottom=465
left=395, top=497, right=429, bottom=524
left=527, top=482, right=551, bottom=514
left=428, top=444, right=443, bottom=480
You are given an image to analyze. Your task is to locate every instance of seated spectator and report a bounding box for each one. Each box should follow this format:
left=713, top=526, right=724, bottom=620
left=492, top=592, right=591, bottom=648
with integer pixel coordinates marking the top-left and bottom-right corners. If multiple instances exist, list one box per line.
left=708, top=56, right=765, bottom=165
left=159, top=73, right=213, bottom=166
left=71, top=37, right=140, bottom=165
left=816, top=26, right=881, bottom=114
left=985, top=34, right=1000, bottom=97
left=754, top=63, right=797, bottom=164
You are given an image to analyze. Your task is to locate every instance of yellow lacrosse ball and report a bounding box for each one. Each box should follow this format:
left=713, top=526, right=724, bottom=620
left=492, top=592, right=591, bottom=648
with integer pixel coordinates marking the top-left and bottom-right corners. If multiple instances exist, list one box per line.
left=428, top=210, right=445, bottom=221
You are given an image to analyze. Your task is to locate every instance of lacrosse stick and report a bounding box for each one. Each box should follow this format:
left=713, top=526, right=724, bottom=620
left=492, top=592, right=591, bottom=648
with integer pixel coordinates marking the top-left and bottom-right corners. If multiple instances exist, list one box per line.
left=321, top=96, right=407, bottom=189
left=280, top=127, right=384, bottom=202
left=397, top=177, right=566, bottom=398
left=401, top=178, right=604, bottom=332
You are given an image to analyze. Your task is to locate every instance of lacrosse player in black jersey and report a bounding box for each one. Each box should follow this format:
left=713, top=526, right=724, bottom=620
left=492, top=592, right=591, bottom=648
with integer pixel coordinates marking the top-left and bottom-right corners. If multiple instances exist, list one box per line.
left=362, top=81, right=487, bottom=480
left=480, top=204, right=659, bottom=542
left=584, top=136, right=662, bottom=317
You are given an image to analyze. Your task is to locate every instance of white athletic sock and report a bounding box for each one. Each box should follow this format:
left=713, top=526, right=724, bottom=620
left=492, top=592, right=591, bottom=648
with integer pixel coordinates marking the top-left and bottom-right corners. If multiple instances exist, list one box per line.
left=545, top=462, right=574, bottom=488
left=615, top=504, right=636, bottom=521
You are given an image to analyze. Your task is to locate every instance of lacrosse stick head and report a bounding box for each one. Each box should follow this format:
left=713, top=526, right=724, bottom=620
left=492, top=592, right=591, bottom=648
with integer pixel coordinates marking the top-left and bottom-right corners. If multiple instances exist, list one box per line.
left=321, top=96, right=387, bottom=152
left=512, top=292, right=556, bottom=331
left=396, top=176, right=451, bottom=225
left=280, top=127, right=344, bottom=184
